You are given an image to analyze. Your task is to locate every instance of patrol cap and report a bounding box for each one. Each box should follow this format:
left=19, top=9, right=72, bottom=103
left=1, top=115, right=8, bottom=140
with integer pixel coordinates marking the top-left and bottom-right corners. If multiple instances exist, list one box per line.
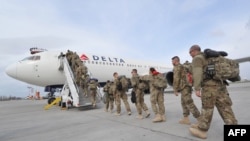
left=171, top=56, right=179, bottom=60
left=149, top=67, right=155, bottom=73
left=190, top=44, right=201, bottom=52
left=113, top=72, right=118, bottom=76
left=131, top=69, right=137, bottom=73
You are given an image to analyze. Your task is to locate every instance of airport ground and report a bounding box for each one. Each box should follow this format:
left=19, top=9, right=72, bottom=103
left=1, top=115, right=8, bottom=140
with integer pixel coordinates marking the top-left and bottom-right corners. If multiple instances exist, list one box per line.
left=0, top=82, right=249, bottom=141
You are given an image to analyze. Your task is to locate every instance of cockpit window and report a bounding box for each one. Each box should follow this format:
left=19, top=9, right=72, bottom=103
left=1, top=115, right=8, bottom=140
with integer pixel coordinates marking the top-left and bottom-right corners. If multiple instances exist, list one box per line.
left=21, top=56, right=41, bottom=61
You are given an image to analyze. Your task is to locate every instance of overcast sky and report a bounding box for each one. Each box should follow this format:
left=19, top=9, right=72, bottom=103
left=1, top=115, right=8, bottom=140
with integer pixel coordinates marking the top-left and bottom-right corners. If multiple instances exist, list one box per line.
left=1, top=0, right=250, bottom=97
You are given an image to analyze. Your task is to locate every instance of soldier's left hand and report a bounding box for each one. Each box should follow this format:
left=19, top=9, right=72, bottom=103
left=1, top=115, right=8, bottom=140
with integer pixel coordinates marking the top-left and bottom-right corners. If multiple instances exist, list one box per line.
left=174, top=91, right=178, bottom=96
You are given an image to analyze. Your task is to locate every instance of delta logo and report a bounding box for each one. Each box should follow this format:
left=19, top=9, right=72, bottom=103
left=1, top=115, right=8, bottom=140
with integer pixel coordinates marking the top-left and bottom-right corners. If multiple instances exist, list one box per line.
left=80, top=54, right=89, bottom=60
left=80, top=53, right=125, bottom=63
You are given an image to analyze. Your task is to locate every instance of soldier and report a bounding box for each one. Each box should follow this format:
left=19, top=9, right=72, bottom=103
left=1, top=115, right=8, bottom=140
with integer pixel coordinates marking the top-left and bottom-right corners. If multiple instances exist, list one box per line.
left=76, top=63, right=88, bottom=88
left=75, top=65, right=83, bottom=87
left=71, top=52, right=79, bottom=73
left=88, top=79, right=98, bottom=107
left=82, top=74, right=90, bottom=97
left=103, top=80, right=114, bottom=112
left=172, top=56, right=200, bottom=125
left=113, top=72, right=132, bottom=116
left=148, top=67, right=167, bottom=122
left=188, top=45, right=238, bottom=139
left=131, top=69, right=150, bottom=119
left=66, top=50, right=73, bottom=67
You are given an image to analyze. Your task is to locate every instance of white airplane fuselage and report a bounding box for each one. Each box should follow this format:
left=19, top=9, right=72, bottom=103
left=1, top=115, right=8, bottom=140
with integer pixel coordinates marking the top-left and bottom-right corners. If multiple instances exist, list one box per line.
left=5, top=51, right=173, bottom=89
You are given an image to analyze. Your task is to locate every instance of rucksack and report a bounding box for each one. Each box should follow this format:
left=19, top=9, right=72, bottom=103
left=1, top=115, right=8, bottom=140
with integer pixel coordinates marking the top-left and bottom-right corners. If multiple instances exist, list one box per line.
left=152, top=74, right=167, bottom=89
left=108, top=83, right=114, bottom=94
left=138, top=81, right=146, bottom=90
left=103, top=84, right=109, bottom=92
left=204, top=49, right=240, bottom=82
left=88, top=80, right=97, bottom=90
left=117, top=81, right=123, bottom=91
left=117, top=75, right=129, bottom=91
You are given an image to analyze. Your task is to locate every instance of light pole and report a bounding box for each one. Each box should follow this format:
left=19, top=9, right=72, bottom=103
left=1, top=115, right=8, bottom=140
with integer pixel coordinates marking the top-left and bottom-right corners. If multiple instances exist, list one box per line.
left=27, top=86, right=34, bottom=99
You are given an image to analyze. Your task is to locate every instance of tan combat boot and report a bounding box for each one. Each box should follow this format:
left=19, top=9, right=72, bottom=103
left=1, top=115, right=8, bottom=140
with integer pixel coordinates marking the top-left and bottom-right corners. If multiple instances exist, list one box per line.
left=114, top=112, right=121, bottom=116
left=189, top=127, right=207, bottom=139
left=179, top=116, right=191, bottom=125
left=191, top=123, right=198, bottom=128
left=136, top=114, right=143, bottom=119
left=145, top=110, right=150, bottom=118
left=152, top=114, right=163, bottom=122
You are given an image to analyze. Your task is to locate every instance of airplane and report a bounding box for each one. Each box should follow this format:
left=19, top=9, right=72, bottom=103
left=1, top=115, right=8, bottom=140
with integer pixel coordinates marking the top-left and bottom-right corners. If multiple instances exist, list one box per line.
left=5, top=48, right=250, bottom=105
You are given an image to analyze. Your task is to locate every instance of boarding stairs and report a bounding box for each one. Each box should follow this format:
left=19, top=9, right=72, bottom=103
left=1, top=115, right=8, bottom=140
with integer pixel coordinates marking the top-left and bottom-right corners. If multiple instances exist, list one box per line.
left=58, top=57, right=101, bottom=109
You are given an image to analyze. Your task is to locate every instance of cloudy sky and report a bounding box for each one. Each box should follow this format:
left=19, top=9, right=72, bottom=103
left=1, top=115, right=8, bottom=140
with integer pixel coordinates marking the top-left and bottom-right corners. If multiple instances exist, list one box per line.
left=1, top=0, right=250, bottom=97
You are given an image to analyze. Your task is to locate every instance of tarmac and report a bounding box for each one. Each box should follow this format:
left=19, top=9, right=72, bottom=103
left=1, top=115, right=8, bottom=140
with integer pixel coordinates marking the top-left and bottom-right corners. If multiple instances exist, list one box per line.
left=0, top=81, right=250, bottom=141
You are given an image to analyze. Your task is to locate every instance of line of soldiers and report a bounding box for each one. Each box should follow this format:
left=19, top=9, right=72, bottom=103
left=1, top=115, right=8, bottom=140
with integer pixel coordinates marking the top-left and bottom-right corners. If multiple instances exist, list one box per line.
left=65, top=50, right=98, bottom=107
left=102, top=45, right=238, bottom=140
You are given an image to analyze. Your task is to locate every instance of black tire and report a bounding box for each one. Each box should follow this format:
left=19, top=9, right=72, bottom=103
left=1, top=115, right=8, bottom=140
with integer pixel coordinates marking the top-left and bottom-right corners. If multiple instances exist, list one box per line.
left=48, top=97, right=56, bottom=104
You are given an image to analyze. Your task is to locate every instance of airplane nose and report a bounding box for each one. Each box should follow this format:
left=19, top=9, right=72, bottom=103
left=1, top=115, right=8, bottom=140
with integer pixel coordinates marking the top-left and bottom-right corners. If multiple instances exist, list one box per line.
left=5, top=63, right=17, bottom=79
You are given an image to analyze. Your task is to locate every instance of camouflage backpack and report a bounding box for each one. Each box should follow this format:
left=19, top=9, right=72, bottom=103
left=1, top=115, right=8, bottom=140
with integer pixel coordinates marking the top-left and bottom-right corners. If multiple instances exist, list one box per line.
left=108, top=83, right=114, bottom=94
left=204, top=49, right=240, bottom=82
left=152, top=74, right=167, bottom=89
left=103, top=83, right=109, bottom=93
left=117, top=75, right=129, bottom=91
left=89, top=79, right=97, bottom=90
left=131, top=75, right=146, bottom=90
left=138, top=81, right=147, bottom=90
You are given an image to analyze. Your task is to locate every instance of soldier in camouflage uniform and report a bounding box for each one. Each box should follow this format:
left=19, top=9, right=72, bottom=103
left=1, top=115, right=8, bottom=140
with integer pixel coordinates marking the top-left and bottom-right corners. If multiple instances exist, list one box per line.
left=148, top=67, right=167, bottom=122
left=188, top=45, right=238, bottom=139
left=75, top=64, right=84, bottom=87
left=113, top=72, right=132, bottom=116
left=77, top=62, right=88, bottom=82
left=71, top=52, right=79, bottom=74
left=82, top=74, right=90, bottom=97
left=131, top=69, right=150, bottom=119
left=75, top=59, right=89, bottom=97
left=103, top=80, right=114, bottom=113
left=172, top=56, right=200, bottom=125
left=66, top=50, right=73, bottom=67
left=88, top=79, right=98, bottom=107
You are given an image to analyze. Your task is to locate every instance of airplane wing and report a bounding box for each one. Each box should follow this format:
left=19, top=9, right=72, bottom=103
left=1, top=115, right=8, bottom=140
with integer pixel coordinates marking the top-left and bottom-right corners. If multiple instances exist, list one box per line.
left=233, top=57, right=250, bottom=63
